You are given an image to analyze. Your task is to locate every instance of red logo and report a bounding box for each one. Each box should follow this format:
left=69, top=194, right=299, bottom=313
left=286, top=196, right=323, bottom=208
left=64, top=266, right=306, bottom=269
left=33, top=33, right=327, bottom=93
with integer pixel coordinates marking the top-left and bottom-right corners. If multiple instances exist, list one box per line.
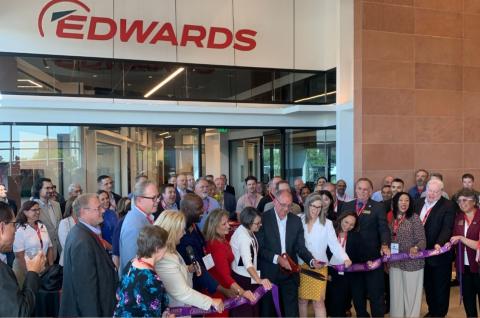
left=37, top=0, right=257, bottom=51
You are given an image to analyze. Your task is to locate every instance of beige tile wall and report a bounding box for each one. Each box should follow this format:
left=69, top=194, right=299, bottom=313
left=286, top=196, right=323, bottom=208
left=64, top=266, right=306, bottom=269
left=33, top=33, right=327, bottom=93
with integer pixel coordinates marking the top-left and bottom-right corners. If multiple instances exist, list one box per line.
left=355, top=0, right=480, bottom=195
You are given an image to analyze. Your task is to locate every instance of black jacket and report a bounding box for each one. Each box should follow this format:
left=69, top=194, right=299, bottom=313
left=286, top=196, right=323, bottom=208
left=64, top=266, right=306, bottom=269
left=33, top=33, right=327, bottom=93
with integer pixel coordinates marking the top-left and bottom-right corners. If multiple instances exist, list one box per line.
left=340, top=199, right=390, bottom=263
left=414, top=197, right=455, bottom=266
left=256, top=208, right=314, bottom=284
left=59, top=222, right=118, bottom=317
left=0, top=261, right=40, bottom=317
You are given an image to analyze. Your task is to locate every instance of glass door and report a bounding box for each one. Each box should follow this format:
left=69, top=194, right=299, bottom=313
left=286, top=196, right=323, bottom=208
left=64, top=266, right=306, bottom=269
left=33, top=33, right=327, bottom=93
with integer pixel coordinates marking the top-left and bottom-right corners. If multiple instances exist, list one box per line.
left=229, top=138, right=261, bottom=198
left=262, top=131, right=282, bottom=183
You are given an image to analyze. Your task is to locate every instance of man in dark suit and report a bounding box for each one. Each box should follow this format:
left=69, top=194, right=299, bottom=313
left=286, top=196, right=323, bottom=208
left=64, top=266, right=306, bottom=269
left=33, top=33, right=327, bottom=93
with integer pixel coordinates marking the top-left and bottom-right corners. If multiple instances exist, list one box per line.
left=322, top=182, right=343, bottom=220
left=340, top=178, right=391, bottom=317
left=59, top=193, right=118, bottom=317
left=175, top=173, right=193, bottom=207
left=414, top=179, right=455, bottom=318
left=221, top=174, right=236, bottom=196
left=257, top=189, right=323, bottom=317
left=214, top=177, right=236, bottom=220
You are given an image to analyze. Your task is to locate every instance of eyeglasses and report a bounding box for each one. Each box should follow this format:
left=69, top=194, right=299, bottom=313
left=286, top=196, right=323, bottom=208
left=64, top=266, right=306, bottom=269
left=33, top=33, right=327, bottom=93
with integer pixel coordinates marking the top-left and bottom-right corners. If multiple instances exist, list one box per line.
left=310, top=204, right=322, bottom=210
left=252, top=221, right=262, bottom=226
left=84, top=206, right=103, bottom=212
left=457, top=198, right=475, bottom=204
left=139, top=195, right=160, bottom=202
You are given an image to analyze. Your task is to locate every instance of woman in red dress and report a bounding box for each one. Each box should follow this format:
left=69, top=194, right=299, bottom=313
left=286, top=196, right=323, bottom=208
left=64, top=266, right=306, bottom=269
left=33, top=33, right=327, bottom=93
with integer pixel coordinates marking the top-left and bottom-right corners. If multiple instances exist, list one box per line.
left=203, top=209, right=256, bottom=317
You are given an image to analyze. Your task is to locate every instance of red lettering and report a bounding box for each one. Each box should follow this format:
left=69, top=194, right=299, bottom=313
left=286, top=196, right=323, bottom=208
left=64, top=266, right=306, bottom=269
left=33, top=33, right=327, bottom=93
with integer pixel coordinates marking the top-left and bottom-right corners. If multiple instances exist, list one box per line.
left=234, top=29, right=257, bottom=51
left=87, top=16, right=117, bottom=40
left=56, top=15, right=86, bottom=39
left=180, top=24, right=206, bottom=47
left=206, top=27, right=233, bottom=49
left=120, top=19, right=158, bottom=43
left=149, top=22, right=178, bottom=45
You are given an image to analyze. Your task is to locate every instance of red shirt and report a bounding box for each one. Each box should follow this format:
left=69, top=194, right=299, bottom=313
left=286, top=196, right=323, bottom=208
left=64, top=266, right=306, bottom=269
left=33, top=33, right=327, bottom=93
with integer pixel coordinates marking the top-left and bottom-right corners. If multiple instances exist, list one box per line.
left=205, top=239, right=236, bottom=288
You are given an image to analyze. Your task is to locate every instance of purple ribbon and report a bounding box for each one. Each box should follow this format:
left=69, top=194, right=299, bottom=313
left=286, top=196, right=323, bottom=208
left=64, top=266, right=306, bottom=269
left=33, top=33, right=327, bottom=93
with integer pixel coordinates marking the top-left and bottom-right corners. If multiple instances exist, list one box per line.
left=457, top=242, right=463, bottom=305
left=168, top=284, right=282, bottom=317
left=332, top=242, right=453, bottom=272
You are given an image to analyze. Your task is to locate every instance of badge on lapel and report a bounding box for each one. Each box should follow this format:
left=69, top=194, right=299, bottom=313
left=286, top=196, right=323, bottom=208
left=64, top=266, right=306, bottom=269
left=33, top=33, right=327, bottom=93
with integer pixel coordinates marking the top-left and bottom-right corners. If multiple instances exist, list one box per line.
left=363, top=210, right=371, bottom=215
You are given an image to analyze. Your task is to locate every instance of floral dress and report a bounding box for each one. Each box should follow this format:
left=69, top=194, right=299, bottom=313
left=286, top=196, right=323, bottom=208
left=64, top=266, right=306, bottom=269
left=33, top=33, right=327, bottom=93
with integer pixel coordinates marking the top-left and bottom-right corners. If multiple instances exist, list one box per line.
left=114, top=264, right=169, bottom=317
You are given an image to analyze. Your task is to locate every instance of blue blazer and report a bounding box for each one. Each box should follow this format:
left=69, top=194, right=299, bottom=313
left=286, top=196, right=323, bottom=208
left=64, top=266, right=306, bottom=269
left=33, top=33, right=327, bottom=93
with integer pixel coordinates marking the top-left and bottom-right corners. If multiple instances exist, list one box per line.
left=119, top=207, right=150, bottom=273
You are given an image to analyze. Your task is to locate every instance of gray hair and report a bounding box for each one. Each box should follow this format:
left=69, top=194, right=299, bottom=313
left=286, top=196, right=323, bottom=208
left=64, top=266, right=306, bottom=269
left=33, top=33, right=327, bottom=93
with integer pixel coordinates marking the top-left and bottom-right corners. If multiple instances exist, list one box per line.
left=72, top=193, right=97, bottom=218
left=427, top=179, right=444, bottom=191
left=67, top=183, right=81, bottom=194
left=133, top=180, right=157, bottom=199
left=304, top=193, right=327, bottom=225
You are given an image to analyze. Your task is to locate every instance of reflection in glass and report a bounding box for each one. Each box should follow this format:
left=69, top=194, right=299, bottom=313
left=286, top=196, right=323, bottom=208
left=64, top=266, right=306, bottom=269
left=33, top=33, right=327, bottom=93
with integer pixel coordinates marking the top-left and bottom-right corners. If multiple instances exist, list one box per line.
left=97, top=142, right=122, bottom=194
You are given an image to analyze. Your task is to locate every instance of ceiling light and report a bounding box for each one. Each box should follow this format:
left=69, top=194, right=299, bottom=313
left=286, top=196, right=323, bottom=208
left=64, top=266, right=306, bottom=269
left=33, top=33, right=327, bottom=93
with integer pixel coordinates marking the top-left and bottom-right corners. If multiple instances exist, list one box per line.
left=144, top=67, right=184, bottom=98
left=158, top=132, right=169, bottom=136
left=293, top=91, right=336, bottom=103
left=17, top=79, right=43, bottom=88
left=164, top=135, right=172, bottom=139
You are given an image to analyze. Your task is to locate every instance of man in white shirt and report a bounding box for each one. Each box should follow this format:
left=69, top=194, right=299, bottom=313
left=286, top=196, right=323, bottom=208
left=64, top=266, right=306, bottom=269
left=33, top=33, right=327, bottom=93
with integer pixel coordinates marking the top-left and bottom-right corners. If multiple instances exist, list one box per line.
left=372, top=176, right=393, bottom=202
left=414, top=179, right=455, bottom=318
left=257, top=190, right=323, bottom=317
left=336, top=179, right=351, bottom=202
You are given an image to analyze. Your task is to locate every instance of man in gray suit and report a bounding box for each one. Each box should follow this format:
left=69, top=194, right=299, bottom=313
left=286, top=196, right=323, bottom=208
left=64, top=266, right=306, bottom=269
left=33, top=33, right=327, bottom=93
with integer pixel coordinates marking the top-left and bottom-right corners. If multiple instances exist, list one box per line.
left=32, top=177, right=62, bottom=262
left=59, top=194, right=117, bottom=317
left=119, top=180, right=159, bottom=274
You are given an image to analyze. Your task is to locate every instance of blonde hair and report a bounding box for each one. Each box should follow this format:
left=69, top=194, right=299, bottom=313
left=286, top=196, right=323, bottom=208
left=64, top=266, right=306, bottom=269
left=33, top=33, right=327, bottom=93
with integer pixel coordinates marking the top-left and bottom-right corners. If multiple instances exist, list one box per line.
left=202, top=208, right=229, bottom=241
left=153, top=210, right=186, bottom=252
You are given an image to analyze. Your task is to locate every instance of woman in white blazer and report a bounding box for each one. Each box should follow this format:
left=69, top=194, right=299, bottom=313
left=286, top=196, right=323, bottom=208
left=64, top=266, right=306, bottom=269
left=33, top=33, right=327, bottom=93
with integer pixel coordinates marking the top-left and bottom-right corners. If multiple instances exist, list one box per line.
left=154, top=210, right=223, bottom=315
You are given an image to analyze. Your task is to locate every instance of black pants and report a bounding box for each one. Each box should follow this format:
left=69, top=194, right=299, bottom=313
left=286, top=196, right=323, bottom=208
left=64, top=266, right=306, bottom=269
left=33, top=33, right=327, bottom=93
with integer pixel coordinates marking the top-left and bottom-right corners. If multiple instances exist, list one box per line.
left=260, top=276, right=299, bottom=317
left=424, top=262, right=451, bottom=317
left=462, top=266, right=480, bottom=318
left=350, top=266, right=385, bottom=317
left=326, top=268, right=351, bottom=317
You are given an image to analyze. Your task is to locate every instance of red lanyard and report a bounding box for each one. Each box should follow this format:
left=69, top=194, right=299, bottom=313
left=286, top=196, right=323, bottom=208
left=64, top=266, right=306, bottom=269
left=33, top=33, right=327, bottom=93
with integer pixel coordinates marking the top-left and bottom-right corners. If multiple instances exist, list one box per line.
left=393, top=215, right=405, bottom=239
left=246, top=194, right=257, bottom=207
left=338, top=232, right=347, bottom=248
left=137, top=258, right=155, bottom=271
left=32, top=224, right=44, bottom=249
left=356, top=202, right=367, bottom=217
left=464, top=211, right=476, bottom=227
left=421, top=207, right=433, bottom=225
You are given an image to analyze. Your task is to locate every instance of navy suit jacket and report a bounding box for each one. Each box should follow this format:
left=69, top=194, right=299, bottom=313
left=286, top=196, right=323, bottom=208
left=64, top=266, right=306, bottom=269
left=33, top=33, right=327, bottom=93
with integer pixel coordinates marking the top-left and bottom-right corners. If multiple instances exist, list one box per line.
left=223, top=192, right=237, bottom=220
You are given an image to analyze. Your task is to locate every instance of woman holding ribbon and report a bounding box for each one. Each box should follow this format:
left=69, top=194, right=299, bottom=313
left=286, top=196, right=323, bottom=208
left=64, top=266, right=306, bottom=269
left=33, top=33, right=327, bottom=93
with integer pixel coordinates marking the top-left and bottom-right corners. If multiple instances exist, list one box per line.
left=388, top=192, right=426, bottom=318
left=298, top=193, right=351, bottom=318
left=114, top=225, right=171, bottom=317
left=230, top=207, right=272, bottom=317
left=450, top=188, right=480, bottom=318
left=325, top=211, right=359, bottom=317
left=203, top=208, right=256, bottom=317
left=13, top=200, right=53, bottom=285
left=154, top=210, right=224, bottom=315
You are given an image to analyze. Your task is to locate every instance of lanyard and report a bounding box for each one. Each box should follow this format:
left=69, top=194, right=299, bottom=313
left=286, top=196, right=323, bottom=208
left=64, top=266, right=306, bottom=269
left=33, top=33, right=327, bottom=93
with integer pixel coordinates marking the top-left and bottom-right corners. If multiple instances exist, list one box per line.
left=464, top=211, right=476, bottom=227
left=356, top=201, right=367, bottom=217
left=421, top=207, right=433, bottom=225
left=137, top=258, right=155, bottom=271
left=393, top=215, right=405, bottom=239
left=32, top=223, right=44, bottom=249
left=337, top=232, right=347, bottom=248
left=246, top=194, right=257, bottom=207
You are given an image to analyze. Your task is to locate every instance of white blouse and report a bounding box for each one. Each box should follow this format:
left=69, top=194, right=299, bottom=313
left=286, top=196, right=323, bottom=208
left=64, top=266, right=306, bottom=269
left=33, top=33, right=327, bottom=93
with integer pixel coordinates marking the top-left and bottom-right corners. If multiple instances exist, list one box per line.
left=299, top=214, right=349, bottom=265
left=230, top=225, right=258, bottom=278
left=13, top=222, right=52, bottom=256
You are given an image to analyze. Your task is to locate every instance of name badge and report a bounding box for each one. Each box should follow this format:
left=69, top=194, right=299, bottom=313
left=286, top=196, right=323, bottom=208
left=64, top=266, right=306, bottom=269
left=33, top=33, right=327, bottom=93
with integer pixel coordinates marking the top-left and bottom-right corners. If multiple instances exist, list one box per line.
left=338, top=271, right=344, bottom=276
left=363, top=210, right=371, bottom=215
left=251, top=270, right=261, bottom=284
left=202, top=253, right=215, bottom=270
left=391, top=243, right=400, bottom=254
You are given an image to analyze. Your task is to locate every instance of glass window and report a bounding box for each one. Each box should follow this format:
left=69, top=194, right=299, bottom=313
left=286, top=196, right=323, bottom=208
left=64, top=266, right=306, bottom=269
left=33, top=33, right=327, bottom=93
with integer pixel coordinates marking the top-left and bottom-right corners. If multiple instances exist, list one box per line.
left=97, top=142, right=122, bottom=194
left=285, top=129, right=336, bottom=186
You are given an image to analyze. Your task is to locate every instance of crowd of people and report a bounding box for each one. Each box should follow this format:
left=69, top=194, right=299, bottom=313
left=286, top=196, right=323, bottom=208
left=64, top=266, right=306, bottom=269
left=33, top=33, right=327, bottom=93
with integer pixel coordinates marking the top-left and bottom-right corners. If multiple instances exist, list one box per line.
left=0, top=169, right=480, bottom=317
